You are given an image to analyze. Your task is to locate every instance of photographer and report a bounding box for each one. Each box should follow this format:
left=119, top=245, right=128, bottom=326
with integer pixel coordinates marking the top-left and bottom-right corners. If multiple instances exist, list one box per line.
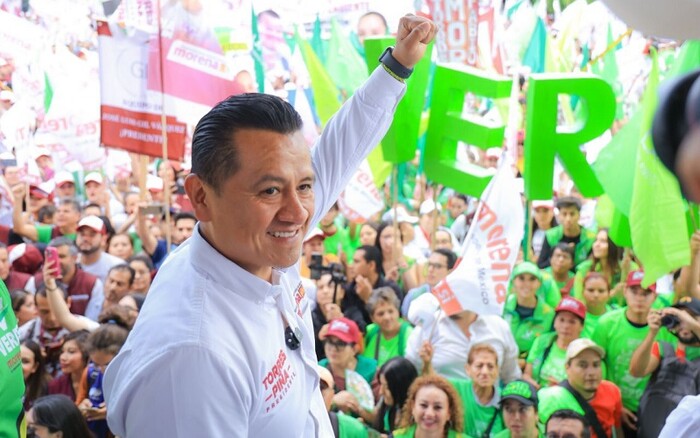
left=301, top=228, right=339, bottom=280
left=629, top=297, right=700, bottom=437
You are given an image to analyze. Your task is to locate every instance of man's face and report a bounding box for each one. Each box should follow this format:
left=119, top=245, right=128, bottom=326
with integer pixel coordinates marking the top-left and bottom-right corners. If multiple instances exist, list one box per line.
left=426, top=252, right=450, bottom=287
left=35, top=294, right=59, bottom=330
left=503, top=400, right=538, bottom=438
left=0, top=247, right=9, bottom=279
left=434, top=230, right=453, bottom=251
left=187, top=129, right=313, bottom=280
left=54, top=203, right=80, bottom=229
left=624, top=285, right=655, bottom=315
left=550, top=248, right=573, bottom=274
left=76, top=228, right=103, bottom=255
left=85, top=181, right=103, bottom=202
left=56, top=245, right=76, bottom=277
left=546, top=418, right=586, bottom=438
left=351, top=249, right=372, bottom=278
left=55, top=183, right=75, bottom=199
left=303, top=236, right=324, bottom=258
left=558, top=206, right=581, bottom=236
left=29, top=194, right=49, bottom=214
left=104, top=270, right=132, bottom=303
left=3, top=166, right=20, bottom=186
left=566, top=349, right=602, bottom=394
left=124, top=193, right=140, bottom=215
left=173, top=218, right=196, bottom=244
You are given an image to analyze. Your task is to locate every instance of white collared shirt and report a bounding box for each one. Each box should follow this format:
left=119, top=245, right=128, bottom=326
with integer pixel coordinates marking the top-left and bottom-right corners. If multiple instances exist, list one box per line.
left=103, top=66, right=405, bottom=438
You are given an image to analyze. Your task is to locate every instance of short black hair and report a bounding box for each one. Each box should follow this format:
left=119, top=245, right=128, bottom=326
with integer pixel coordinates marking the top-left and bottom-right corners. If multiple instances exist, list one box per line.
left=38, top=204, right=56, bottom=223
left=109, top=264, right=136, bottom=287
left=356, top=245, right=383, bottom=276
left=556, top=196, right=582, bottom=211
left=30, top=395, right=93, bottom=437
left=191, top=93, right=303, bottom=193
left=174, top=211, right=197, bottom=225
left=546, top=409, right=590, bottom=438
left=433, top=248, right=457, bottom=270
left=552, top=242, right=575, bottom=260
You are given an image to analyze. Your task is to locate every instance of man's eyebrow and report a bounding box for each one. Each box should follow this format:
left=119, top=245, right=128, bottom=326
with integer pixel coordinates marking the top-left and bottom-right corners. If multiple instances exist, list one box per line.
left=252, top=174, right=287, bottom=187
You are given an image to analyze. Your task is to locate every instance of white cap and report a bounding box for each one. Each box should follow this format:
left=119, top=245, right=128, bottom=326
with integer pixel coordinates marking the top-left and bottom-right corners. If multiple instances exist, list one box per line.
left=532, top=200, right=554, bottom=209
left=146, top=174, right=164, bottom=192
left=0, top=90, right=14, bottom=102
left=382, top=205, right=419, bottom=224
left=84, top=172, right=104, bottom=185
left=32, top=147, right=51, bottom=160
left=407, top=292, right=440, bottom=327
left=54, top=170, right=75, bottom=186
left=419, top=199, right=442, bottom=216
left=303, top=228, right=325, bottom=243
left=77, top=215, right=106, bottom=234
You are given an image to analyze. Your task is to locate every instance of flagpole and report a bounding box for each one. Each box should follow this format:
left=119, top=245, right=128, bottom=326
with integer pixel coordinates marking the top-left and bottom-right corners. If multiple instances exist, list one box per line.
left=156, top=0, right=172, bottom=253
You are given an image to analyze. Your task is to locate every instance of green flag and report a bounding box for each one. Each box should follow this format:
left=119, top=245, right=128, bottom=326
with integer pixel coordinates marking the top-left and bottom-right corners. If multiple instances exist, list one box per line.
left=310, top=14, right=326, bottom=65
left=295, top=30, right=340, bottom=127
left=629, top=50, right=690, bottom=287
left=326, top=18, right=368, bottom=98
left=251, top=7, right=265, bottom=93
left=601, top=24, right=623, bottom=120
left=522, top=17, right=546, bottom=74
left=43, top=72, right=53, bottom=114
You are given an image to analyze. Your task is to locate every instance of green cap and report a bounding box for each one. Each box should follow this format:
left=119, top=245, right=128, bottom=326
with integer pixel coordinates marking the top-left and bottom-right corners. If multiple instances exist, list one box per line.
left=511, top=261, right=542, bottom=282
left=500, top=380, right=538, bottom=406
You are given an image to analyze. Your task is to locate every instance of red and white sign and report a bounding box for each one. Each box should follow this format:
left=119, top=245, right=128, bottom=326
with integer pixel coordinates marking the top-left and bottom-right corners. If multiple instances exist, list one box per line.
left=338, top=161, right=385, bottom=223
left=429, top=0, right=480, bottom=65
left=433, top=157, right=524, bottom=316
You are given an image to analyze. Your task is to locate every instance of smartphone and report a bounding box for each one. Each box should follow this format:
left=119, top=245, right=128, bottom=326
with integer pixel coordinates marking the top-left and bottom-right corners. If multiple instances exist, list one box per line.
left=45, top=246, right=62, bottom=279
left=140, top=203, right=165, bottom=216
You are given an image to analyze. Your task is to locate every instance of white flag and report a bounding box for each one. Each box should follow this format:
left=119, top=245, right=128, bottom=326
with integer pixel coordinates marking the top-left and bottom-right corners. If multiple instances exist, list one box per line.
left=432, top=157, right=524, bottom=316
left=337, top=160, right=385, bottom=223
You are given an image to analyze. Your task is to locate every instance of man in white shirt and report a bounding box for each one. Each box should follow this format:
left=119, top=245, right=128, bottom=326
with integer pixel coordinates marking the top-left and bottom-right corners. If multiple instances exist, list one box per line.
left=104, top=14, right=436, bottom=438
left=76, top=215, right=124, bottom=282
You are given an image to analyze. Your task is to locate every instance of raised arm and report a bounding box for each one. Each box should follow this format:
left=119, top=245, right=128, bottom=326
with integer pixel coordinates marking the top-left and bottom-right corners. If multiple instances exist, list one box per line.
left=11, top=184, right=38, bottom=242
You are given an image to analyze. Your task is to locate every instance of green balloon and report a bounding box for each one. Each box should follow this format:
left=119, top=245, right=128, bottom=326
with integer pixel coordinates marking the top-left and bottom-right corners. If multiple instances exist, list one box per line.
left=364, top=37, right=433, bottom=163
left=524, top=74, right=615, bottom=200
left=424, top=65, right=512, bottom=197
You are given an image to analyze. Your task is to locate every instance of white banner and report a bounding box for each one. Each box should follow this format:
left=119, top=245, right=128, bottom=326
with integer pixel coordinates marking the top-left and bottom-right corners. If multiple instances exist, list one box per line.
left=337, top=160, right=384, bottom=223
left=432, top=157, right=524, bottom=316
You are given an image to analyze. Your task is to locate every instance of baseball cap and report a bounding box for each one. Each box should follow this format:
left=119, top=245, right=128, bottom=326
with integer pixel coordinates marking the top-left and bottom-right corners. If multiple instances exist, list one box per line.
left=626, top=269, right=656, bottom=291
left=77, top=215, right=106, bottom=234
left=146, top=174, right=164, bottom=192
left=29, top=184, right=51, bottom=200
left=500, top=380, right=538, bottom=407
left=532, top=200, right=554, bottom=210
left=674, top=296, right=700, bottom=316
left=8, top=243, right=44, bottom=274
left=419, top=199, right=442, bottom=216
left=382, top=205, right=419, bottom=224
left=54, top=170, right=75, bottom=187
left=555, top=297, right=586, bottom=322
left=565, top=338, right=605, bottom=363
left=303, top=228, right=325, bottom=243
left=325, top=317, right=361, bottom=345
left=84, top=172, right=104, bottom=185
left=511, top=261, right=542, bottom=282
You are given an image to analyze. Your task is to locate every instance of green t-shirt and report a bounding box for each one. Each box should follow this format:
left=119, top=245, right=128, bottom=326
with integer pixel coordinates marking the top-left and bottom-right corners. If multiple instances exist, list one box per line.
left=392, top=424, right=471, bottom=438
left=536, top=386, right=584, bottom=425
left=337, top=411, right=370, bottom=438
left=0, top=280, right=24, bottom=438
left=450, top=379, right=504, bottom=438
left=36, top=224, right=76, bottom=244
left=361, top=321, right=413, bottom=368
left=580, top=307, right=613, bottom=340
left=503, top=295, right=555, bottom=356
left=591, top=308, right=674, bottom=412
left=526, top=333, right=567, bottom=387
left=493, top=426, right=545, bottom=437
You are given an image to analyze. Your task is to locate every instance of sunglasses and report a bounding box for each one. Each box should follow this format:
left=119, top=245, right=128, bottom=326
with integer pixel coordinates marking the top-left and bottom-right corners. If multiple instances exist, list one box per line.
left=324, top=338, right=352, bottom=350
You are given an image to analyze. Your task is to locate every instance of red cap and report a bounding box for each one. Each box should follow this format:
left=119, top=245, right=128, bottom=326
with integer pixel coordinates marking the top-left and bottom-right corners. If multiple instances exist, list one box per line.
left=626, top=269, right=656, bottom=291
left=8, top=243, right=44, bottom=275
left=555, top=297, right=586, bottom=321
left=325, top=317, right=361, bottom=344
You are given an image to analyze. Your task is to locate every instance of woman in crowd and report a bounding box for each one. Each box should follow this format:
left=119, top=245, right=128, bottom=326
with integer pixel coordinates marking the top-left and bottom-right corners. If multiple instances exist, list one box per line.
left=107, top=232, right=134, bottom=260
left=127, top=254, right=154, bottom=294
left=531, top=200, right=557, bottom=259
left=77, top=322, right=130, bottom=438
left=573, top=228, right=629, bottom=302
left=375, top=221, right=419, bottom=293
left=524, top=297, right=585, bottom=389
left=11, top=289, right=37, bottom=327
left=359, top=222, right=379, bottom=247
left=48, top=330, right=89, bottom=402
left=21, top=340, right=51, bottom=411
left=393, top=374, right=467, bottom=438
left=312, top=273, right=345, bottom=361
left=580, top=272, right=613, bottom=338
left=372, top=357, right=418, bottom=434
left=27, top=394, right=92, bottom=438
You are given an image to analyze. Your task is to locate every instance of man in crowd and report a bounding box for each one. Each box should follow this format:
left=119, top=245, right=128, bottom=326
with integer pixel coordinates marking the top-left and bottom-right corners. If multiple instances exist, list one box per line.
left=137, top=209, right=196, bottom=269
left=12, top=191, right=81, bottom=243
left=402, top=248, right=456, bottom=317
left=104, top=14, right=437, bottom=437
left=407, top=199, right=442, bottom=259
left=592, top=269, right=674, bottom=435
left=101, top=264, right=135, bottom=311
left=33, top=237, right=103, bottom=320
left=497, top=380, right=542, bottom=438
left=538, top=338, right=623, bottom=438
left=545, top=410, right=590, bottom=438
left=537, top=197, right=596, bottom=269
left=76, top=215, right=124, bottom=282
left=342, top=245, right=401, bottom=332
left=54, top=170, right=77, bottom=200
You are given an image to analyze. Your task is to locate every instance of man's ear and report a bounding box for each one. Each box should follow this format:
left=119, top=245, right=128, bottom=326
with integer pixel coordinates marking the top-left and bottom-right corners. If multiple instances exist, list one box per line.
left=184, top=174, right=212, bottom=222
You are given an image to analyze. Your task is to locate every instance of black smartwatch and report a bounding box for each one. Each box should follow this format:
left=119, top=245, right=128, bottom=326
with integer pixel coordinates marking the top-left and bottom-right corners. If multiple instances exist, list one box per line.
left=379, top=46, right=413, bottom=80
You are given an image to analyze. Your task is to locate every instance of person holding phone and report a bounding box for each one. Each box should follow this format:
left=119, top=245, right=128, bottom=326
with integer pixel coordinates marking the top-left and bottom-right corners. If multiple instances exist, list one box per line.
left=104, top=14, right=437, bottom=437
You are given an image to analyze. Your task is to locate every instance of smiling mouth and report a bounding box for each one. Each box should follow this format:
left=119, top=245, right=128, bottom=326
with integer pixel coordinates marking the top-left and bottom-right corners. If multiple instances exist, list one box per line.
left=268, top=230, right=299, bottom=238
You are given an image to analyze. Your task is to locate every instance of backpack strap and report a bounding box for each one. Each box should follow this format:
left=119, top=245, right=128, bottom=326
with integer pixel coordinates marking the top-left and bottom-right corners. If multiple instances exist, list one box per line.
left=481, top=408, right=501, bottom=438
left=560, top=380, right=607, bottom=438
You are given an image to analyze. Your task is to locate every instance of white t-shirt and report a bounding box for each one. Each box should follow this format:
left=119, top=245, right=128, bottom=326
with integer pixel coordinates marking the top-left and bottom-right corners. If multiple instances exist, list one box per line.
left=405, top=311, right=522, bottom=384
left=80, top=252, right=125, bottom=283
left=103, top=66, right=405, bottom=437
